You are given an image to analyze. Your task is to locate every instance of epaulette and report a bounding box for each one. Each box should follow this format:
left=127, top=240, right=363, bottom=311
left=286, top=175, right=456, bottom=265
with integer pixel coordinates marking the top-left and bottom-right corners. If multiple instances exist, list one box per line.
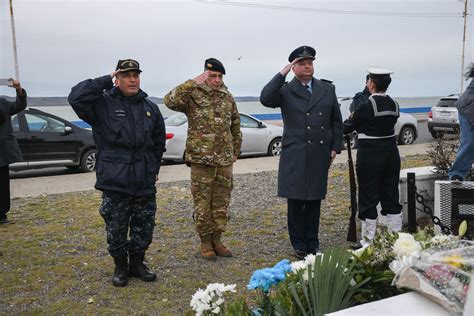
left=320, top=79, right=333, bottom=85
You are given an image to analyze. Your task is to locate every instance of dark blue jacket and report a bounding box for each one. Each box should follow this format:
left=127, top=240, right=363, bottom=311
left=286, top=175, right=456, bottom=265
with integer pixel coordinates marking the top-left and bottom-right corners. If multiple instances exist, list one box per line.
left=68, top=75, right=166, bottom=196
left=349, top=87, right=370, bottom=113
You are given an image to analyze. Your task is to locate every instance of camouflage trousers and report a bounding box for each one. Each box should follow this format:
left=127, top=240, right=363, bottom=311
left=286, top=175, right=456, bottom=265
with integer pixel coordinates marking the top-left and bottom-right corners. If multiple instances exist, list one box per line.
left=191, top=163, right=233, bottom=237
left=99, top=191, right=156, bottom=258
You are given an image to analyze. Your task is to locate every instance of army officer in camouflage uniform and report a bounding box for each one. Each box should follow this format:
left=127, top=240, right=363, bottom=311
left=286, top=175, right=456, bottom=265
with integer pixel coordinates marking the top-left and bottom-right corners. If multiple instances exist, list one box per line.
left=164, top=58, right=242, bottom=261
left=68, top=59, right=166, bottom=287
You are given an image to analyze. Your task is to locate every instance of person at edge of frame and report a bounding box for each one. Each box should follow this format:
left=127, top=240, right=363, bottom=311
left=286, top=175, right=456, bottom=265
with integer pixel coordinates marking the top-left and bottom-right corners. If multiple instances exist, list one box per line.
left=0, top=79, right=26, bottom=226
left=448, top=62, right=474, bottom=182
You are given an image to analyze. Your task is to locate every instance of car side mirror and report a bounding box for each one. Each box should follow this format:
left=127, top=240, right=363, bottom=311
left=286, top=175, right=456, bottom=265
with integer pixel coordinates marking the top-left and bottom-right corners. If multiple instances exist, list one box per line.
left=258, top=121, right=266, bottom=128
left=62, top=126, right=73, bottom=135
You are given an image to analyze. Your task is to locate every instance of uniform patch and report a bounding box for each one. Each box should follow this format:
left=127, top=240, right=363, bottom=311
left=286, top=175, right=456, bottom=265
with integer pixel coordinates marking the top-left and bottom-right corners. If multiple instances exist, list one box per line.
left=115, top=110, right=126, bottom=117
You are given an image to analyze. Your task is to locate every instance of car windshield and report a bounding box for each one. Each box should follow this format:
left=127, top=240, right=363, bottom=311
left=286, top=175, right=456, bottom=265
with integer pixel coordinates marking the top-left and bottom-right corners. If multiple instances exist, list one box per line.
left=435, top=99, right=457, bottom=108
left=165, top=112, right=188, bottom=126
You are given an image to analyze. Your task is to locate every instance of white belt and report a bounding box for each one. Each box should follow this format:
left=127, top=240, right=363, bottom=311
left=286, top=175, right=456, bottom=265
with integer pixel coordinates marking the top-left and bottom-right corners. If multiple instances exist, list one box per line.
left=358, top=133, right=395, bottom=139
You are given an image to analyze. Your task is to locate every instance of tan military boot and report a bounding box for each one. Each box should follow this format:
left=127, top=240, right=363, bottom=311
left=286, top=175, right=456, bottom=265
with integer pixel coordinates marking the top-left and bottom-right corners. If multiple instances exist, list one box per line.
left=200, top=235, right=217, bottom=261
left=212, top=232, right=233, bottom=257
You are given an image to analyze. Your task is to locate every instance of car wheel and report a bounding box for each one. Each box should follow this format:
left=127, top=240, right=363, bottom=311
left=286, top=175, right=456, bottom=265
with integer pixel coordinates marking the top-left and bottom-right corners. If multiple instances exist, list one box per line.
left=80, top=149, right=97, bottom=172
left=430, top=131, right=444, bottom=138
left=398, top=126, right=415, bottom=145
left=268, top=137, right=282, bottom=156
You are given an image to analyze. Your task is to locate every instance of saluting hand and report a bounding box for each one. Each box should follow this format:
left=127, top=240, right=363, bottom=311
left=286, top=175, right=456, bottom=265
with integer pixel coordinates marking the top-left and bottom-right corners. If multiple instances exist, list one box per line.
left=10, top=80, right=23, bottom=94
left=110, top=70, right=120, bottom=79
left=280, top=57, right=303, bottom=77
left=193, top=71, right=209, bottom=85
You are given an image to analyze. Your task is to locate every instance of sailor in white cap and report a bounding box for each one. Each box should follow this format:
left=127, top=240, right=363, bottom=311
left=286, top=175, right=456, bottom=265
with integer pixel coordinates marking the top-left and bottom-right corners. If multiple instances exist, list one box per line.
left=343, top=67, right=403, bottom=249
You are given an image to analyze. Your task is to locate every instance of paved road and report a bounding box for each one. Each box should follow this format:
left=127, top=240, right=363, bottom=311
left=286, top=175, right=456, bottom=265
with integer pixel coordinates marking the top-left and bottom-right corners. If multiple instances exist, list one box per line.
left=10, top=143, right=431, bottom=198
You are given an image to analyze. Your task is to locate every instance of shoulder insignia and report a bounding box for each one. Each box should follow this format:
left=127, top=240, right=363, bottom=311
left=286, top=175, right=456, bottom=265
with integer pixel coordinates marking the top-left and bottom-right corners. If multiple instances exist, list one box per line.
left=320, top=79, right=333, bottom=84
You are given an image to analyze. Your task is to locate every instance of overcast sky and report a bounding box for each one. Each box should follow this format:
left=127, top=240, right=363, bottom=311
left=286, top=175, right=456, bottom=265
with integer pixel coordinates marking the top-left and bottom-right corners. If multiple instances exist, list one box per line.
left=0, top=0, right=473, bottom=97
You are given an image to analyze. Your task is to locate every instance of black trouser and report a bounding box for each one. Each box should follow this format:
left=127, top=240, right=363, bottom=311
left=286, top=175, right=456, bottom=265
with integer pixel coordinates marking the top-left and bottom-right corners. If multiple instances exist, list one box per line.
left=0, top=165, right=10, bottom=220
left=287, top=199, right=321, bottom=252
left=356, top=146, right=402, bottom=220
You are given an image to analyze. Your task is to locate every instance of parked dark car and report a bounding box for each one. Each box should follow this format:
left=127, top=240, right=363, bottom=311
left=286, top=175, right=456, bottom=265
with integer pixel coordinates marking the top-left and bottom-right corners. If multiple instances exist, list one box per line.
left=9, top=108, right=97, bottom=172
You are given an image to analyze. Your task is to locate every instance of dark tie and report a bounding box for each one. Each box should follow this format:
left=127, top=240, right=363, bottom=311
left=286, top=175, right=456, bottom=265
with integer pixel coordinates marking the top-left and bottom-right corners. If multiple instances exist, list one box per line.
left=305, top=84, right=312, bottom=95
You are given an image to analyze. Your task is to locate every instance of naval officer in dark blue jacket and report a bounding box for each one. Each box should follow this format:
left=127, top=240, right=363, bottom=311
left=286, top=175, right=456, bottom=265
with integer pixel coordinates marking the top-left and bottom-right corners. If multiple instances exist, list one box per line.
left=68, top=59, right=166, bottom=287
left=343, top=68, right=402, bottom=248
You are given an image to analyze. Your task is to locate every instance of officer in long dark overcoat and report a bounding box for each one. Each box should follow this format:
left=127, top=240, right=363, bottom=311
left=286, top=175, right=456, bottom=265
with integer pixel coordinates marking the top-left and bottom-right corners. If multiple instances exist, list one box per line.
left=0, top=80, right=26, bottom=225
left=260, top=46, right=343, bottom=259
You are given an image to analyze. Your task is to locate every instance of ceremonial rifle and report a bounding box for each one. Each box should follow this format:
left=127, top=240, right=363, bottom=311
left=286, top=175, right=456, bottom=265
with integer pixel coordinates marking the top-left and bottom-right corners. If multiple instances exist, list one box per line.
left=345, top=134, right=357, bottom=242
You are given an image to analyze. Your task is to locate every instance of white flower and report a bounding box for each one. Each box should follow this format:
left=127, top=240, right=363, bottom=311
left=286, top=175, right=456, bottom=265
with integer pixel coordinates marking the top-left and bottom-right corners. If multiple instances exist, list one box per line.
left=291, top=260, right=307, bottom=273
left=190, top=283, right=236, bottom=315
left=389, top=255, right=419, bottom=276
left=351, top=244, right=369, bottom=259
left=430, top=234, right=458, bottom=247
left=397, top=232, right=415, bottom=241
left=220, top=284, right=236, bottom=293
left=393, top=235, right=421, bottom=257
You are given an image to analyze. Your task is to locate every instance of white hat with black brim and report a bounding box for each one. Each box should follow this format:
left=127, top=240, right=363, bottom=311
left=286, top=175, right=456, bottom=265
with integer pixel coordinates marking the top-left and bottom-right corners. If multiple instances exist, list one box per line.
left=367, top=67, right=393, bottom=76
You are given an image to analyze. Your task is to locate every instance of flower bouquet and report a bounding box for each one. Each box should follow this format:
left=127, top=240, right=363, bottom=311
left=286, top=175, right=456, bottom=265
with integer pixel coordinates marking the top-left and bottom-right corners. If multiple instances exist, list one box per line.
left=393, top=240, right=474, bottom=315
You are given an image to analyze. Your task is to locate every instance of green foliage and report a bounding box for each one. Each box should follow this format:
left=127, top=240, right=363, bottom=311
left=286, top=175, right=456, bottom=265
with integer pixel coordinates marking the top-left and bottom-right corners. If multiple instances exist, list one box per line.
left=275, top=248, right=370, bottom=316
left=222, top=297, right=253, bottom=316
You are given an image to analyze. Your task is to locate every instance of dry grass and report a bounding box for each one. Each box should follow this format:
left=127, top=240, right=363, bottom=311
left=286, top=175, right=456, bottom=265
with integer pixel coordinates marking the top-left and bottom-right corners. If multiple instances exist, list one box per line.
left=0, top=154, right=432, bottom=314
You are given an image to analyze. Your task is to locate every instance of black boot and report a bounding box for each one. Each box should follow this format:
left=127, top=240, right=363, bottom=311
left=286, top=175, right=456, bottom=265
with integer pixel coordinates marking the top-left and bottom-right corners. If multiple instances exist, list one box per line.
left=129, top=252, right=156, bottom=282
left=112, top=254, right=129, bottom=287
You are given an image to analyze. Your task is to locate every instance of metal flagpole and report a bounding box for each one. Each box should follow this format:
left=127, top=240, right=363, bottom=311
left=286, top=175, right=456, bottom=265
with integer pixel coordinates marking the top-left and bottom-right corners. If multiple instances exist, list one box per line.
left=460, top=0, right=469, bottom=93
left=9, top=0, right=20, bottom=80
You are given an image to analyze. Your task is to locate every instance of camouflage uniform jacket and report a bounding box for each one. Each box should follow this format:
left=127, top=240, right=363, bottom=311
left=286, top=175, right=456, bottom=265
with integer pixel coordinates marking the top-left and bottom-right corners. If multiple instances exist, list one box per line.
left=164, top=80, right=242, bottom=166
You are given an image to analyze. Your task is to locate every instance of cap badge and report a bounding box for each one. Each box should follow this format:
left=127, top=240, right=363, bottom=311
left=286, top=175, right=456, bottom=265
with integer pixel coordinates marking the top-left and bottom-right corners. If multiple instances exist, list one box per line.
left=207, top=63, right=213, bottom=68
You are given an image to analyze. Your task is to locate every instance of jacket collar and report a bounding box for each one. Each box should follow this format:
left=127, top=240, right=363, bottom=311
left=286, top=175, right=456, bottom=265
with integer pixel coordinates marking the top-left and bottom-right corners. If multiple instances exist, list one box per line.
left=289, top=77, right=311, bottom=101
left=289, top=77, right=328, bottom=110
left=109, top=87, right=148, bottom=103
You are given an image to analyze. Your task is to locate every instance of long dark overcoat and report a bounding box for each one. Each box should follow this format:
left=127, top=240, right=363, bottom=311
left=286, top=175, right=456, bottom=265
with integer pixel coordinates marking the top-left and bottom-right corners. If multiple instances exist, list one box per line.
left=0, top=92, right=27, bottom=168
left=260, top=73, right=342, bottom=200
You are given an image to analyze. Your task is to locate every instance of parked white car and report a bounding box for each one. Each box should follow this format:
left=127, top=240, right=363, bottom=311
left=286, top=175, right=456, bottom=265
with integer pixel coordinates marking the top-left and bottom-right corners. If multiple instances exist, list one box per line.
left=163, top=112, right=283, bottom=162
left=428, top=95, right=460, bottom=138
left=338, top=97, right=418, bottom=148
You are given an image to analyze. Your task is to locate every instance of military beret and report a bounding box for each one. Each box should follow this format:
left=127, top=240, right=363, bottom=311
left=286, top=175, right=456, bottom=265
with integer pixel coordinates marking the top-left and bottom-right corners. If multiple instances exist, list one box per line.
left=204, top=58, right=226, bottom=75
left=115, top=59, right=142, bottom=73
left=288, top=46, right=316, bottom=62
